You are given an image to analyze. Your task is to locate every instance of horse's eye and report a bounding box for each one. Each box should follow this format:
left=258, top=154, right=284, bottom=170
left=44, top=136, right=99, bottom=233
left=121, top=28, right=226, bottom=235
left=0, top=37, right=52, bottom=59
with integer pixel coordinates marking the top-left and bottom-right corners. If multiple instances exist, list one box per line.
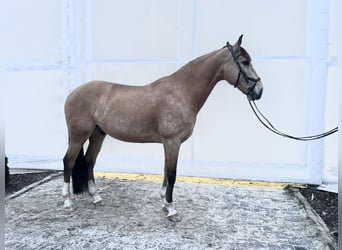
left=242, top=60, right=250, bottom=66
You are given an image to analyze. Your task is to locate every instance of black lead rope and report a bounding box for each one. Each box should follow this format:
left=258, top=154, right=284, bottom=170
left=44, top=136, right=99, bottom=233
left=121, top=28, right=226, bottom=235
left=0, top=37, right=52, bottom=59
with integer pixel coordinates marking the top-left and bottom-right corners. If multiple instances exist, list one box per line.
left=248, top=99, right=338, bottom=141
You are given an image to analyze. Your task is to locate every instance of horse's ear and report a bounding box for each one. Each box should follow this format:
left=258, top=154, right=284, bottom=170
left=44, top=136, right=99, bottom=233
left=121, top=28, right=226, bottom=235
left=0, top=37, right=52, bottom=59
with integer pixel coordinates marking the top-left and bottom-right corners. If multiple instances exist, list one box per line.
left=234, top=34, right=243, bottom=49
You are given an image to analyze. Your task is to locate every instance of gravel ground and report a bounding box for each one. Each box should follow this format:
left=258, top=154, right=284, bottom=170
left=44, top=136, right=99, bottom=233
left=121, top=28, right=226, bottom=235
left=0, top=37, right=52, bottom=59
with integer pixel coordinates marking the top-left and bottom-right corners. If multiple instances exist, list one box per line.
left=5, top=171, right=337, bottom=249
left=297, top=186, right=338, bottom=240
left=5, top=171, right=338, bottom=240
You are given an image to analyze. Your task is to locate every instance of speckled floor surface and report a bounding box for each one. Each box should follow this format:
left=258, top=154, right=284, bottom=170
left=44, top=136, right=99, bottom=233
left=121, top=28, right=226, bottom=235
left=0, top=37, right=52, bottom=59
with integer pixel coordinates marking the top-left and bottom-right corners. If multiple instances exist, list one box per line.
left=5, top=175, right=337, bottom=249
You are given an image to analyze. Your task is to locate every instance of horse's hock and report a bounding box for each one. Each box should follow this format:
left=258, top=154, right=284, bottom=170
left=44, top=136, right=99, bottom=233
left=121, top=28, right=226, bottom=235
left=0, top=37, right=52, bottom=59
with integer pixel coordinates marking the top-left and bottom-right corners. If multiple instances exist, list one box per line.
left=5, top=174, right=336, bottom=249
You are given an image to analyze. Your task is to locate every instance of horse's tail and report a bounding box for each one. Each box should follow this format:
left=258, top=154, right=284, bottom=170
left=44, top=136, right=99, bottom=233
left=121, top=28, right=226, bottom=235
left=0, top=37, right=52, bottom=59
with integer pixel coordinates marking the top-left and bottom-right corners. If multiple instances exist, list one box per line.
left=72, top=147, right=89, bottom=194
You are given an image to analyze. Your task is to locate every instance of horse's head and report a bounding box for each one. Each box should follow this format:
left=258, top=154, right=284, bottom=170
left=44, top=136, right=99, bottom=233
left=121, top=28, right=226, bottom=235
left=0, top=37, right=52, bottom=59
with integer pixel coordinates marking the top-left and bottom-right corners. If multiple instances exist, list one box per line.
left=222, top=35, right=263, bottom=100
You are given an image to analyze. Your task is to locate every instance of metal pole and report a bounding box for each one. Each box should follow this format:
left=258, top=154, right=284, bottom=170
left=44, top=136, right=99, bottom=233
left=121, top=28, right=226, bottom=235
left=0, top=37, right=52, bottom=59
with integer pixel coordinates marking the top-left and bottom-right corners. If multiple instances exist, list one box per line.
left=304, top=0, right=330, bottom=184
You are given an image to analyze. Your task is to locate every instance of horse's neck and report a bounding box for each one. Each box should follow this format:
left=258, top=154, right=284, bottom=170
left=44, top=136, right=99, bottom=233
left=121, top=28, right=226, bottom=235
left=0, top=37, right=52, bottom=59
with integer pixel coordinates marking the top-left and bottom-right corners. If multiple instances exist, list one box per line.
left=172, top=48, right=227, bottom=113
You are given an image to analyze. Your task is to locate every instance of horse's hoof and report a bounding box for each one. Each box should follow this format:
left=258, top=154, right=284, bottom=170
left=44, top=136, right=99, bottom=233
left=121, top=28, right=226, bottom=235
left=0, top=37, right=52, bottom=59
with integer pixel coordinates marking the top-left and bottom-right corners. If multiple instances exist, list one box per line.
left=63, top=199, right=72, bottom=209
left=93, top=194, right=103, bottom=205
left=167, top=207, right=178, bottom=217
left=162, top=199, right=179, bottom=221
left=162, top=203, right=168, bottom=212
left=167, top=211, right=180, bottom=222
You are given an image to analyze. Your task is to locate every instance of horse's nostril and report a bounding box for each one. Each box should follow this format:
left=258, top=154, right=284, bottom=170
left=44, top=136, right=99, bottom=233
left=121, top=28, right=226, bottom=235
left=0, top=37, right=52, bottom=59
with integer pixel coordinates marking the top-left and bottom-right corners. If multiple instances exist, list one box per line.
left=248, top=88, right=262, bottom=100
left=252, top=84, right=263, bottom=100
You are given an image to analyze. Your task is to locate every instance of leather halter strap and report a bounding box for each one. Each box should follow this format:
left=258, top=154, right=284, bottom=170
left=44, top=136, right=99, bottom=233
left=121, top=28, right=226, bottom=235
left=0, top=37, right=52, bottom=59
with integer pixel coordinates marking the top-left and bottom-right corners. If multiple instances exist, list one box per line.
left=225, top=42, right=260, bottom=91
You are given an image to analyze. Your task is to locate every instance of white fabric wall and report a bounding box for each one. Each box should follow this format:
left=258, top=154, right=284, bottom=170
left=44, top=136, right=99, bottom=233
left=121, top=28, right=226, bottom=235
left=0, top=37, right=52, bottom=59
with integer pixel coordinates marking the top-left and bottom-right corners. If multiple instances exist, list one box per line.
left=3, top=0, right=338, bottom=184
left=4, top=0, right=67, bottom=168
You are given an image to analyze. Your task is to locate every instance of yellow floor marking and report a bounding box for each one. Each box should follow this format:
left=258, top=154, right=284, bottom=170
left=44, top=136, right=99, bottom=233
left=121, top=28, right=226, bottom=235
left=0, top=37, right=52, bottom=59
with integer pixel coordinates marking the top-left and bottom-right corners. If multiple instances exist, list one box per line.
left=94, top=172, right=303, bottom=189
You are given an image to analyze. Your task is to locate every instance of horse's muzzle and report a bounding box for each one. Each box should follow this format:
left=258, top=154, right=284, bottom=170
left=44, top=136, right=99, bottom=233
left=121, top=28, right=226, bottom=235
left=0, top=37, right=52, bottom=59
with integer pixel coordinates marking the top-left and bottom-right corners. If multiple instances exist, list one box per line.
left=248, top=82, right=263, bottom=101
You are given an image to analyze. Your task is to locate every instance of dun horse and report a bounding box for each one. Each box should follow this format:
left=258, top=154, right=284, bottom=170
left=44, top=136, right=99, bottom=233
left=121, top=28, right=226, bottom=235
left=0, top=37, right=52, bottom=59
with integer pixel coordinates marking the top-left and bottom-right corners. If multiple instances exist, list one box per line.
left=62, top=35, right=263, bottom=219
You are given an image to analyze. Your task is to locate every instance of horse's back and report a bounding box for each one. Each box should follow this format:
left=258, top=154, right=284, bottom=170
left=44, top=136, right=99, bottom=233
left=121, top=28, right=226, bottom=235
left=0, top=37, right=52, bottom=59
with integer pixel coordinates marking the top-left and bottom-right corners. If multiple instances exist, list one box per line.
left=66, top=81, right=112, bottom=102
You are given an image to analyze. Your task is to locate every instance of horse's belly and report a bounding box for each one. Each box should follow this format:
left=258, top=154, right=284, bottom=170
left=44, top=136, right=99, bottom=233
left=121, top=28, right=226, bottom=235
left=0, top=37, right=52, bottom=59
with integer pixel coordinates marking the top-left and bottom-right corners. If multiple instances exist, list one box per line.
left=97, top=112, right=195, bottom=144
left=99, top=115, right=161, bottom=143
left=108, top=128, right=160, bottom=143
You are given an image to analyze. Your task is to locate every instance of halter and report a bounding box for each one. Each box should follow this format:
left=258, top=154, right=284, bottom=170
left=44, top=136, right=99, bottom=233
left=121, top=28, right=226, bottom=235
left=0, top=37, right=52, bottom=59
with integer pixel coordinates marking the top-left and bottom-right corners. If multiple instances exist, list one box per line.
left=225, top=42, right=260, bottom=94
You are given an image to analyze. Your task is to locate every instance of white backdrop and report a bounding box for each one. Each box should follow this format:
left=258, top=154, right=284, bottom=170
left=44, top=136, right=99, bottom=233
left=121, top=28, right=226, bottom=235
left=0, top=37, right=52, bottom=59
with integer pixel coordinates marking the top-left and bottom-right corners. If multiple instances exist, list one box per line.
left=3, top=0, right=338, bottom=185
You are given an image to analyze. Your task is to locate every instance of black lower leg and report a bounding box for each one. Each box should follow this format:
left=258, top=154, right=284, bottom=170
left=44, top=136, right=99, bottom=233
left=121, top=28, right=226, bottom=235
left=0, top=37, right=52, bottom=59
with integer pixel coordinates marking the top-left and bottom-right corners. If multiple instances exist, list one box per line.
left=165, top=170, right=176, bottom=203
left=162, top=175, right=167, bottom=189
left=63, top=155, right=72, bottom=183
left=71, top=148, right=89, bottom=194
left=86, top=158, right=95, bottom=182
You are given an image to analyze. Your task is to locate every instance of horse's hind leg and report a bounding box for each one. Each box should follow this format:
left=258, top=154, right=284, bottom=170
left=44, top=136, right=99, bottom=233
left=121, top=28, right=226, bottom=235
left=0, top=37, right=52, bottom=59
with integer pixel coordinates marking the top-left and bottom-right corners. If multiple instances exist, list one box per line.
left=62, top=139, right=87, bottom=208
left=85, top=126, right=106, bottom=205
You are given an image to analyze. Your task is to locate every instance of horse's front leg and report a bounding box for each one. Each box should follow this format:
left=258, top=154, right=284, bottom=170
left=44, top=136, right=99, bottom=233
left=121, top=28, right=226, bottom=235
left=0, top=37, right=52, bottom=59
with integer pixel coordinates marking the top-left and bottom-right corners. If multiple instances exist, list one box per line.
left=161, top=139, right=180, bottom=220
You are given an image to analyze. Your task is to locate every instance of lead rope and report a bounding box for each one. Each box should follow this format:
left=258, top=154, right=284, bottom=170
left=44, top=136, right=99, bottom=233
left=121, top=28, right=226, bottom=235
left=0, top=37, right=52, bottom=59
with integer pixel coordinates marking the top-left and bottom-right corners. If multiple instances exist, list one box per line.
left=248, top=98, right=338, bottom=141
